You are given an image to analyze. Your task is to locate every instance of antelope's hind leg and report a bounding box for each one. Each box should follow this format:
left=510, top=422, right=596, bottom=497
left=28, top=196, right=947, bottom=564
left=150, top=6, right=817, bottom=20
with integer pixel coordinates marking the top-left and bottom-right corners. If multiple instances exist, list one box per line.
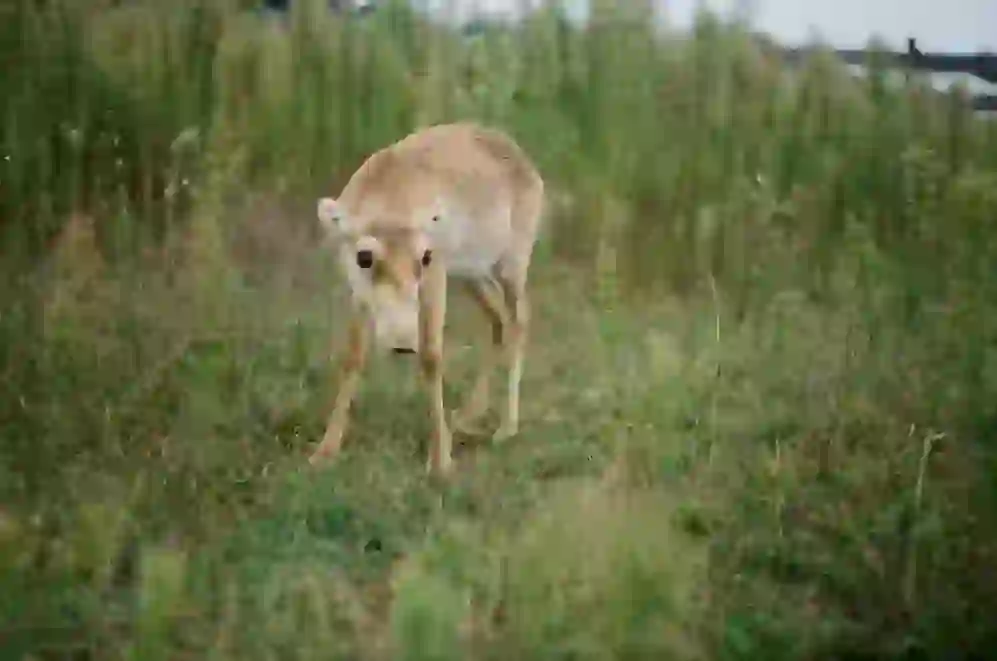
left=493, top=269, right=529, bottom=443
left=490, top=185, right=540, bottom=444
left=451, top=277, right=507, bottom=436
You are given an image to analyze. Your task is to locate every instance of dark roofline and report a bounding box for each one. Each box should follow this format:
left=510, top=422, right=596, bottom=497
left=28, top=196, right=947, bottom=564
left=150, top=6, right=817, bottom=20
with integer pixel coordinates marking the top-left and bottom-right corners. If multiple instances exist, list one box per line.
left=780, top=38, right=997, bottom=85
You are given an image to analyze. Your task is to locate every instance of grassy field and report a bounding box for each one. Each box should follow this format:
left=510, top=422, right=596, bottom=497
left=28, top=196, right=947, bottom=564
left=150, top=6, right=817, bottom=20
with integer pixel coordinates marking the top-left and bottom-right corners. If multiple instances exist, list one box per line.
left=3, top=1, right=997, bottom=659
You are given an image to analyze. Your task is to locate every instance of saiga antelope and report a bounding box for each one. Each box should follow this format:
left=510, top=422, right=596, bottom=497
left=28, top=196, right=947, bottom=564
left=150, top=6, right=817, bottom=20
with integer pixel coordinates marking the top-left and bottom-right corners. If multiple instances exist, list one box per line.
left=308, top=123, right=545, bottom=476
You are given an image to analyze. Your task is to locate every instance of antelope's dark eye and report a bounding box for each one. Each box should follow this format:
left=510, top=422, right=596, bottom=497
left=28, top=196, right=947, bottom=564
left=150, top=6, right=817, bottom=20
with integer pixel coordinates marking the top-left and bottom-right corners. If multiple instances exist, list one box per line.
left=421, top=250, right=433, bottom=266
left=356, top=250, right=373, bottom=269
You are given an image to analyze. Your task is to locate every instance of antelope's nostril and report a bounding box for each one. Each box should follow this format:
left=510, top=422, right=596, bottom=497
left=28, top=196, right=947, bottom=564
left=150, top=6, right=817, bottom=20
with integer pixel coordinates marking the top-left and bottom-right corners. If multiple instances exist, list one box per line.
left=392, top=347, right=417, bottom=355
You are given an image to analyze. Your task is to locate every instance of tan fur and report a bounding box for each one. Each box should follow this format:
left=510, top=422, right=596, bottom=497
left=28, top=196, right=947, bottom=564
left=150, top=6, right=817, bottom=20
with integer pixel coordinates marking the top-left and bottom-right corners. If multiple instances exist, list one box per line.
left=308, top=123, right=545, bottom=477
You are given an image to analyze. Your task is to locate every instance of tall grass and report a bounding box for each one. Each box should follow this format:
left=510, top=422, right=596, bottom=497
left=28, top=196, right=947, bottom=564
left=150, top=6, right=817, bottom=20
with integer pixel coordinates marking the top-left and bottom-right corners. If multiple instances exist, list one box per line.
left=2, top=1, right=997, bottom=659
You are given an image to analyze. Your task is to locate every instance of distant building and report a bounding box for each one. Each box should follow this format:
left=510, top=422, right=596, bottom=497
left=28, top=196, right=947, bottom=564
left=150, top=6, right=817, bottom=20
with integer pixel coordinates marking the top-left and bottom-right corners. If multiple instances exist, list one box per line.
left=261, top=0, right=375, bottom=14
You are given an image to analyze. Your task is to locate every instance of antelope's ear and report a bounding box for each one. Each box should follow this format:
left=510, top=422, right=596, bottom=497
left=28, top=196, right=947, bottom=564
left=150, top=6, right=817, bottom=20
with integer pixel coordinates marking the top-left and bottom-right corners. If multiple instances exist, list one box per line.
left=317, top=197, right=345, bottom=235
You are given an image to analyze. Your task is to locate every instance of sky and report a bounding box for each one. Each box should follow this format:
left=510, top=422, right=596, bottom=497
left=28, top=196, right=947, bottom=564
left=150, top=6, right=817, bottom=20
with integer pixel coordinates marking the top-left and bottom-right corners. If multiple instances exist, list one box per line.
left=682, top=0, right=997, bottom=53
left=419, top=0, right=997, bottom=53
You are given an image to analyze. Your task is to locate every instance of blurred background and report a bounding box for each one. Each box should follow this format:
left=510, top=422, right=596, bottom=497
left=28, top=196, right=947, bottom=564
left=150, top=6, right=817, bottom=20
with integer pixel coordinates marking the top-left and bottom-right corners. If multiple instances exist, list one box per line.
left=2, top=1, right=997, bottom=660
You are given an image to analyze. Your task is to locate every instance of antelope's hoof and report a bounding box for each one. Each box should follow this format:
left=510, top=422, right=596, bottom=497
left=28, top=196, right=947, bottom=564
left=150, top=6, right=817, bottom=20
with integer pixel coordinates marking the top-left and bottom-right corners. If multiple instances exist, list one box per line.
left=451, top=412, right=490, bottom=437
left=426, top=452, right=455, bottom=478
left=308, top=440, right=341, bottom=468
left=492, top=423, right=519, bottom=443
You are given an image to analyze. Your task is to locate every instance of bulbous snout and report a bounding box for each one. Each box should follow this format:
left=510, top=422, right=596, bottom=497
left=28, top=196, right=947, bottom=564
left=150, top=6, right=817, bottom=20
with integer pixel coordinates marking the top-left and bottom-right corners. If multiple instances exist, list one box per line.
left=369, top=285, right=420, bottom=355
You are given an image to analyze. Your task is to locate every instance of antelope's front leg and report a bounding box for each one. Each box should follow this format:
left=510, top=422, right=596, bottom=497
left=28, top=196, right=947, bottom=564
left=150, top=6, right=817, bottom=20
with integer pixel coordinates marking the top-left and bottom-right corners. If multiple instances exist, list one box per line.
left=451, top=277, right=506, bottom=436
left=309, top=311, right=369, bottom=467
left=419, top=264, right=453, bottom=477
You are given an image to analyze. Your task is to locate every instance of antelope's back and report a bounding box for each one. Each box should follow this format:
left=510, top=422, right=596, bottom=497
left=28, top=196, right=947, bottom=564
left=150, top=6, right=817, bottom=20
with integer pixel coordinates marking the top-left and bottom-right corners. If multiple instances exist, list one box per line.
left=340, top=124, right=544, bottom=276
left=413, top=124, right=544, bottom=269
